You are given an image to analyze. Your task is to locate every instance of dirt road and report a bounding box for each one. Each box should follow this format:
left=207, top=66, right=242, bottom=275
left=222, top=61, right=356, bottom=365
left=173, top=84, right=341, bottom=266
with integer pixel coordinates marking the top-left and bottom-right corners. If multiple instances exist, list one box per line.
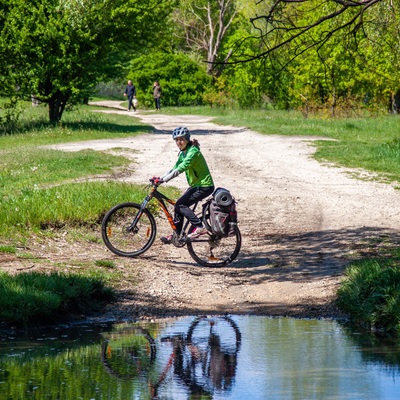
left=10, top=101, right=400, bottom=320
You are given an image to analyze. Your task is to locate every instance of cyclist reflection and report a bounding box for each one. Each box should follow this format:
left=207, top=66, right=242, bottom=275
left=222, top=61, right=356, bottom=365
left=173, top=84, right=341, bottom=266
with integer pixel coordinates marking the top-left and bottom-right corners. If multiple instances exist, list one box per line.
left=151, top=316, right=241, bottom=398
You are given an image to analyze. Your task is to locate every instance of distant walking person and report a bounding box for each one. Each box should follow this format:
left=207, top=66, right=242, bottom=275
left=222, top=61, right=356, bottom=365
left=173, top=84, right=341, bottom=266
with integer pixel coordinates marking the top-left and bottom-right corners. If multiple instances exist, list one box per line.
left=123, top=80, right=137, bottom=111
left=153, top=81, right=162, bottom=110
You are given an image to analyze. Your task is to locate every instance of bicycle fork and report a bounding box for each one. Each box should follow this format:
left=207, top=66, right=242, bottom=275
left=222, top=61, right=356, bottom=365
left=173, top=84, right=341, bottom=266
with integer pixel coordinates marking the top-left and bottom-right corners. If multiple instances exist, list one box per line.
left=128, top=196, right=151, bottom=233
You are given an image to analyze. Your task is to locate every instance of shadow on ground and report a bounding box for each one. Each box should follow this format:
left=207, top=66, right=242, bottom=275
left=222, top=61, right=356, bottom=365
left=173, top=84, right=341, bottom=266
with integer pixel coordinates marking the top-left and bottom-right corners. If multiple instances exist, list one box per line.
left=104, top=226, right=400, bottom=320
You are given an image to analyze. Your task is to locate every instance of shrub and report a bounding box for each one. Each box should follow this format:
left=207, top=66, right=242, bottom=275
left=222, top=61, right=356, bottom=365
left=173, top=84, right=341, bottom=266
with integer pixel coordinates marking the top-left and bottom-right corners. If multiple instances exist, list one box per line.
left=126, top=52, right=212, bottom=107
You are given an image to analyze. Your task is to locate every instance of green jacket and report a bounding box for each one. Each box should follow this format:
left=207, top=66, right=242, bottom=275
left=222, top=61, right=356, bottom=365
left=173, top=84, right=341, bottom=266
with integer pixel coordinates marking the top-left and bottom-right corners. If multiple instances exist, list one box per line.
left=173, top=144, right=214, bottom=187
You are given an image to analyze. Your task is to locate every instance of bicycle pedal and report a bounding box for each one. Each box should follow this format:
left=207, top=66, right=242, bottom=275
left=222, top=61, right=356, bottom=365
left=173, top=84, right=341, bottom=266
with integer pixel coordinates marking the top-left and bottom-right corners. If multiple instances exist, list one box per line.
left=172, top=235, right=187, bottom=247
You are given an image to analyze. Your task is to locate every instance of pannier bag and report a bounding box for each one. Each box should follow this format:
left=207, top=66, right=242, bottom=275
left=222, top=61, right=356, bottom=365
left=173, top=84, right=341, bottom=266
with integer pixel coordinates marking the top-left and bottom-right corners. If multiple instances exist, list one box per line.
left=207, top=187, right=237, bottom=237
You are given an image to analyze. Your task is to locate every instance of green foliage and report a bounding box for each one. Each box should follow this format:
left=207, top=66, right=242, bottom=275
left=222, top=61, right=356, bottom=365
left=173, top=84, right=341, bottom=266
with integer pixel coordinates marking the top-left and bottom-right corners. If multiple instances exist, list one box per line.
left=202, top=76, right=234, bottom=108
left=207, top=11, right=295, bottom=109
left=0, top=271, right=115, bottom=326
left=0, top=96, right=22, bottom=132
left=127, top=52, right=212, bottom=107
left=167, top=0, right=399, bottom=113
left=0, top=0, right=176, bottom=122
left=337, top=259, right=400, bottom=335
left=250, top=0, right=400, bottom=113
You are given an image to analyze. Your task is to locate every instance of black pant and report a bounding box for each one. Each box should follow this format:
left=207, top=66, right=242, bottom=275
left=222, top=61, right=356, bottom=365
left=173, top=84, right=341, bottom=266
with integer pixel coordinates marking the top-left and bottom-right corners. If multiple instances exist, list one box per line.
left=154, top=97, right=161, bottom=110
left=128, top=95, right=136, bottom=111
left=174, top=186, right=214, bottom=234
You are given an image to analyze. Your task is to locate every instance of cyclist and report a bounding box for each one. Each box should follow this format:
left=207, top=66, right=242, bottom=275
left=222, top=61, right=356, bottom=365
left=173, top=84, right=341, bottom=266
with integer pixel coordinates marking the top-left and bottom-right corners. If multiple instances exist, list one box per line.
left=159, top=127, right=214, bottom=244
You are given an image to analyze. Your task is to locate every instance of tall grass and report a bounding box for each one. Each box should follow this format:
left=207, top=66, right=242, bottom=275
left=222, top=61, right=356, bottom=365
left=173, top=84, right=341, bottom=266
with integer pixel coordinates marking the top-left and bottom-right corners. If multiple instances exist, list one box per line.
left=337, top=255, right=400, bottom=336
left=2, top=181, right=142, bottom=235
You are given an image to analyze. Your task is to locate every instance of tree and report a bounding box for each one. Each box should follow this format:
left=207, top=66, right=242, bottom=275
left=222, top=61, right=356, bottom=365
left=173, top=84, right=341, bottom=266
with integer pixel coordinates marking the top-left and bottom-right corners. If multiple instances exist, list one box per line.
left=0, top=0, right=175, bottom=123
left=235, top=0, right=397, bottom=64
left=172, top=0, right=239, bottom=77
left=221, top=0, right=400, bottom=113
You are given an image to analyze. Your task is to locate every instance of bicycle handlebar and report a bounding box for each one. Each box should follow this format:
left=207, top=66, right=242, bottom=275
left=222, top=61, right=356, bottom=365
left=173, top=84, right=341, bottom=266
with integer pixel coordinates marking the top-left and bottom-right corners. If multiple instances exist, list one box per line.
left=150, top=176, right=164, bottom=186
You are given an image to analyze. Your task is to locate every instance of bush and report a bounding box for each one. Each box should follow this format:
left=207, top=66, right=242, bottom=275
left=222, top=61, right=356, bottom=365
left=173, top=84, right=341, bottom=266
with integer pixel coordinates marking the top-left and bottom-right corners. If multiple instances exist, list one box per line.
left=126, top=52, right=212, bottom=108
left=0, top=95, right=22, bottom=134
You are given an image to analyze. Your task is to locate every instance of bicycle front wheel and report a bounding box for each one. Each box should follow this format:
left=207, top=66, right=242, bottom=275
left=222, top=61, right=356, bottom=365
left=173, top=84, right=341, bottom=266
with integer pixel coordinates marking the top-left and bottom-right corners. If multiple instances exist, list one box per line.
left=186, top=226, right=241, bottom=267
left=102, top=202, right=156, bottom=257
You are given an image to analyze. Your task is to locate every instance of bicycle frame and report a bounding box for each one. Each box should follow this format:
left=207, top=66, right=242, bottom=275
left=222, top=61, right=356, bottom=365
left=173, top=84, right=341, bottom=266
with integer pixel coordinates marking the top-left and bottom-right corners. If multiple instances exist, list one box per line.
left=128, top=182, right=198, bottom=238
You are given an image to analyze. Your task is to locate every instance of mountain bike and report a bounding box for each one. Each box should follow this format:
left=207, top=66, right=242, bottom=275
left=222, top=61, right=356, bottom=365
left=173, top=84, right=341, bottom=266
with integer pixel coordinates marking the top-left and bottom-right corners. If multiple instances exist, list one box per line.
left=101, top=177, right=241, bottom=267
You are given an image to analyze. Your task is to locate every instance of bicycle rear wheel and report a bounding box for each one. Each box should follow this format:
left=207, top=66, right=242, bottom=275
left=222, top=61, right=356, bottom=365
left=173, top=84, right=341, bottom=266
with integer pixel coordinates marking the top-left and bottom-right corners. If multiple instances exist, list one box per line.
left=102, top=202, right=156, bottom=257
left=186, top=226, right=241, bottom=267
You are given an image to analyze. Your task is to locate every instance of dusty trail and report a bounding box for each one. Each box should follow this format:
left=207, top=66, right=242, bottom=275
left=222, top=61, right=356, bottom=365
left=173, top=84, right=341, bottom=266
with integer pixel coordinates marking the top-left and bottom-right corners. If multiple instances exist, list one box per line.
left=7, top=101, right=400, bottom=321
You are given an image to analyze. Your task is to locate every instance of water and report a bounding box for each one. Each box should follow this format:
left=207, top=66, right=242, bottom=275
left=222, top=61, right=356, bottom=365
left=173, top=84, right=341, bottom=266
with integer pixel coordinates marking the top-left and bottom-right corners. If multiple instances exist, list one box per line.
left=1, top=315, right=400, bottom=399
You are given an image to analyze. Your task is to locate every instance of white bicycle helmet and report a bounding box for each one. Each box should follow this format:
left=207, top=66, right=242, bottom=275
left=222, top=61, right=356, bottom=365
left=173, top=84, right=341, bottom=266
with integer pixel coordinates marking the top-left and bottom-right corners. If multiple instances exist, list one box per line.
left=172, top=126, right=190, bottom=141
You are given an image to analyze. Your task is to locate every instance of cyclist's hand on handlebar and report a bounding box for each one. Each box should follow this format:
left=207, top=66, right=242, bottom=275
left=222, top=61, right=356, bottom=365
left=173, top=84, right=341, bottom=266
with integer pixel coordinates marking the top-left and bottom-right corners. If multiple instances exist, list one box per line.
left=150, top=176, right=164, bottom=185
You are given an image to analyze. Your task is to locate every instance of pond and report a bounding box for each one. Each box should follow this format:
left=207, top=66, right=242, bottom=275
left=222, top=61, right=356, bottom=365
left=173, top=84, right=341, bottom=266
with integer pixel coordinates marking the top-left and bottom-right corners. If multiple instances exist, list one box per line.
left=1, top=315, right=400, bottom=399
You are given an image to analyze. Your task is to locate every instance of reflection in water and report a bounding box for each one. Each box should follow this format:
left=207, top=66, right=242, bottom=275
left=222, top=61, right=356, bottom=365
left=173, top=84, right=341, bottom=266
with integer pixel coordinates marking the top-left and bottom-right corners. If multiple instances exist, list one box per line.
left=101, top=316, right=241, bottom=399
left=151, top=316, right=241, bottom=398
left=0, top=316, right=400, bottom=399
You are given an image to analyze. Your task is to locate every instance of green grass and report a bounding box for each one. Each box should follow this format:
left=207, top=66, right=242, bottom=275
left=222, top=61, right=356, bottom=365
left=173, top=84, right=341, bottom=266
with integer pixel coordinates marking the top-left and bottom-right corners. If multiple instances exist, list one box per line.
left=0, top=104, right=178, bottom=238
left=337, top=253, right=400, bottom=336
left=0, top=270, right=115, bottom=327
left=0, top=102, right=180, bottom=328
left=1, top=102, right=153, bottom=145
left=0, top=245, right=17, bottom=254
left=95, top=259, right=116, bottom=268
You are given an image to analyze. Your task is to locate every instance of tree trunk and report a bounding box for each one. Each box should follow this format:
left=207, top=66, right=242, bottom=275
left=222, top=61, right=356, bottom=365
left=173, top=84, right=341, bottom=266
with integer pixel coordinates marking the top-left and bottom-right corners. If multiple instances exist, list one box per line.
left=48, top=91, right=69, bottom=123
left=394, top=90, right=400, bottom=114
left=331, top=89, right=336, bottom=118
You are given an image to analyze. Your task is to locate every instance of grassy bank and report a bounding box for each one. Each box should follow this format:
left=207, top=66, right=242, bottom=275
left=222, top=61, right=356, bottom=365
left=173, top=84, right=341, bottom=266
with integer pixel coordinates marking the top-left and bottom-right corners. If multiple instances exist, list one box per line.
left=0, top=270, right=115, bottom=327
left=1, top=102, right=400, bottom=333
left=337, top=253, right=400, bottom=336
